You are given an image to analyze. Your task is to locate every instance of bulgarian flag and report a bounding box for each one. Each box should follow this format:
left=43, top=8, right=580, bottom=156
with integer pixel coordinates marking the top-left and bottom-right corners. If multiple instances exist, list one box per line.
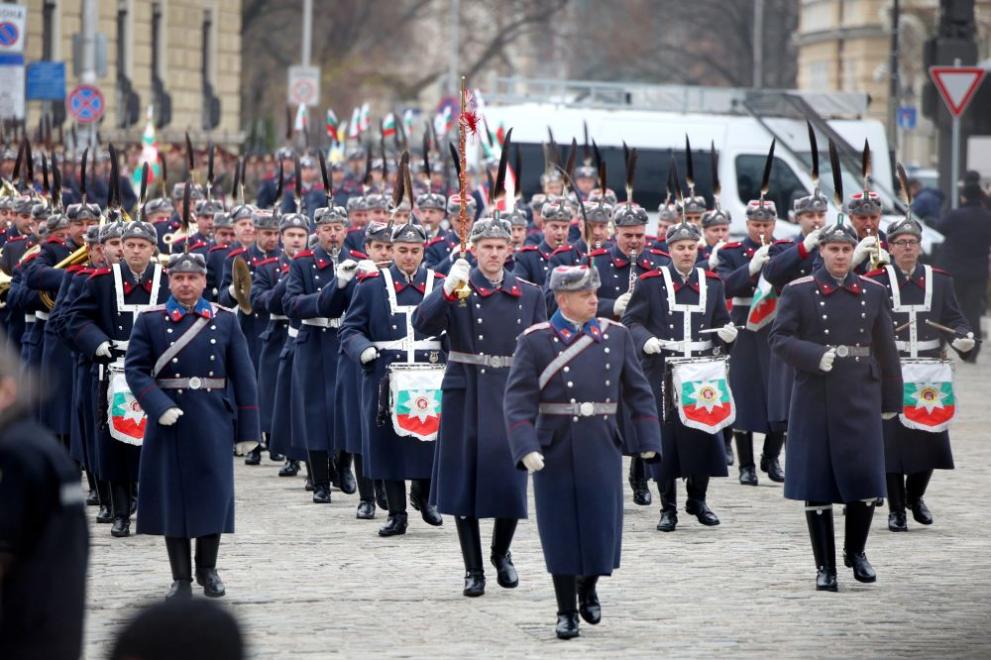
left=381, top=112, right=397, bottom=138
left=672, top=360, right=736, bottom=433
left=132, top=107, right=161, bottom=190
left=434, top=105, right=453, bottom=137
left=746, top=275, right=778, bottom=331
left=358, top=102, right=371, bottom=134
left=900, top=361, right=956, bottom=432
left=402, top=108, right=416, bottom=135
left=348, top=107, right=361, bottom=139
left=325, top=108, right=338, bottom=141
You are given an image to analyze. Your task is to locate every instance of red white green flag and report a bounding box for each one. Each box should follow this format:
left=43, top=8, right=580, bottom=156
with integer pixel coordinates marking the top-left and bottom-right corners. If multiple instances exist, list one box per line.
left=389, top=366, right=443, bottom=441
left=900, top=360, right=955, bottom=432
left=672, top=359, right=735, bottom=434
left=108, top=370, right=146, bottom=445
left=381, top=112, right=397, bottom=138
left=746, top=274, right=778, bottom=331
left=325, top=108, right=338, bottom=141
left=131, top=107, right=161, bottom=191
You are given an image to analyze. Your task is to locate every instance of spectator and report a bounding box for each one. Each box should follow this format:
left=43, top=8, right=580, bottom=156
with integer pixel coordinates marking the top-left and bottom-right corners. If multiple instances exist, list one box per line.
left=909, top=178, right=944, bottom=223
left=110, top=599, right=244, bottom=660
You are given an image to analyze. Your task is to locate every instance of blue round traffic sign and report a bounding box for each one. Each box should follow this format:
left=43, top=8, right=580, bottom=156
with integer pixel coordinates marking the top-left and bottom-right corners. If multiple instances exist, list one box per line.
left=0, top=22, right=18, bottom=47
left=67, top=85, right=105, bottom=124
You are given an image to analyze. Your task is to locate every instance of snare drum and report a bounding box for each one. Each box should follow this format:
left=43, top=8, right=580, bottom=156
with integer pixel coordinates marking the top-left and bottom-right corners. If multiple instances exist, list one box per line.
left=667, top=356, right=735, bottom=434
left=108, top=361, right=147, bottom=446
left=387, top=363, right=445, bottom=441
left=899, top=358, right=955, bottom=433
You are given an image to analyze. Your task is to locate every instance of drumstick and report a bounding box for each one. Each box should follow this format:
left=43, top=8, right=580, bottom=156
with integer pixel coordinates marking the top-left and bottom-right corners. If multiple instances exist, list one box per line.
left=894, top=320, right=914, bottom=332
left=924, top=318, right=983, bottom=343
left=699, top=325, right=745, bottom=334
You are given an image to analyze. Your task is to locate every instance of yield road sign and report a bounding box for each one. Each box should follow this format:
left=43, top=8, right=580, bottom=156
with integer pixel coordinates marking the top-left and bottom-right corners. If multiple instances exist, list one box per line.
left=929, top=66, right=987, bottom=117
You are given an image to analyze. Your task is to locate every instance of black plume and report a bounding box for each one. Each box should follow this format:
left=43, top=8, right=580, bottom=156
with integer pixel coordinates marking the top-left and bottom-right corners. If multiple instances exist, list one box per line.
left=231, top=155, right=241, bottom=202
left=51, top=154, right=62, bottom=211
left=685, top=135, right=695, bottom=191
left=158, top=151, right=167, bottom=196
left=181, top=180, right=191, bottom=231
left=422, top=132, right=431, bottom=180
left=759, top=139, right=776, bottom=199
left=564, top=138, right=577, bottom=183
left=493, top=128, right=512, bottom=202
left=807, top=121, right=819, bottom=186
left=318, top=149, right=331, bottom=201
left=828, top=139, right=843, bottom=209
left=41, top=153, right=49, bottom=196
left=449, top=141, right=461, bottom=182
left=185, top=132, right=194, bottom=174
left=710, top=141, right=721, bottom=202
left=79, top=147, right=88, bottom=201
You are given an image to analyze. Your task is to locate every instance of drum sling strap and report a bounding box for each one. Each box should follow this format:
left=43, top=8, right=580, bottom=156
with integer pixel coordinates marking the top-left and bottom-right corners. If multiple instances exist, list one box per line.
left=538, top=334, right=595, bottom=390
left=152, top=313, right=212, bottom=377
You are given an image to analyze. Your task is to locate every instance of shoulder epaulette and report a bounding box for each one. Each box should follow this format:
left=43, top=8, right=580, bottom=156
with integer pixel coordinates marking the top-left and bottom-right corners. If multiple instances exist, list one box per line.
left=704, top=270, right=721, bottom=280
left=45, top=237, right=64, bottom=245
left=931, top=266, right=950, bottom=276
left=349, top=249, right=368, bottom=259
left=140, top=304, right=167, bottom=313
left=425, top=236, right=446, bottom=247
left=227, top=246, right=247, bottom=259
left=523, top=321, right=551, bottom=335
left=208, top=244, right=230, bottom=253
left=858, top=275, right=884, bottom=287
left=66, top=264, right=84, bottom=273
left=865, top=268, right=886, bottom=277
left=786, top=275, right=815, bottom=286
left=433, top=271, right=445, bottom=278
left=347, top=227, right=362, bottom=234
left=515, top=276, right=537, bottom=287
left=77, top=267, right=95, bottom=276
left=88, top=267, right=112, bottom=279
left=649, top=248, right=669, bottom=257
left=589, top=248, right=609, bottom=257
left=519, top=245, right=538, bottom=253
left=6, top=235, right=25, bottom=243
left=774, top=238, right=794, bottom=245
left=293, top=249, right=314, bottom=260
left=639, top=269, right=662, bottom=281
left=357, top=270, right=381, bottom=282
left=256, top=256, right=279, bottom=267
left=721, top=241, right=742, bottom=249
left=550, top=245, right=574, bottom=256
left=188, top=241, right=208, bottom=251
left=599, top=317, right=626, bottom=328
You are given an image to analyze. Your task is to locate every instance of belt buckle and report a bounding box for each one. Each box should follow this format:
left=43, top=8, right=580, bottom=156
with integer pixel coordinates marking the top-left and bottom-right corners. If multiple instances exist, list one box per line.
left=835, top=345, right=850, bottom=358
left=490, top=356, right=507, bottom=368
left=188, top=376, right=202, bottom=390
left=579, top=402, right=595, bottom=416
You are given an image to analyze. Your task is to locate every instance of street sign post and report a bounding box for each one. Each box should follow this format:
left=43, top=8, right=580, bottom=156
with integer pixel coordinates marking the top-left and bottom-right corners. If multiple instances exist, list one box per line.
left=288, top=65, right=320, bottom=107
left=930, top=63, right=988, bottom=209
left=66, top=84, right=106, bottom=124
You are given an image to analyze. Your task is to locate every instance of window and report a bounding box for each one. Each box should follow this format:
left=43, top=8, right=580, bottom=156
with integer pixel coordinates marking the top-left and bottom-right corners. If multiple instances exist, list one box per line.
left=735, top=155, right=806, bottom=215
left=201, top=8, right=220, bottom=129
left=42, top=1, right=58, bottom=61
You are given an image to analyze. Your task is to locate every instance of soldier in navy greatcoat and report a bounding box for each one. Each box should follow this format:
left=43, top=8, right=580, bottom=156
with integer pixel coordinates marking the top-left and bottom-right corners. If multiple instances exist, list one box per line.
left=125, top=252, right=259, bottom=600
left=412, top=216, right=546, bottom=598
left=64, top=221, right=169, bottom=538
left=768, top=223, right=901, bottom=592
left=423, top=194, right=474, bottom=268
left=846, top=191, right=891, bottom=275
left=204, top=209, right=238, bottom=302
left=715, top=200, right=786, bottom=486
left=624, top=221, right=737, bottom=532
left=514, top=198, right=575, bottom=287
left=339, top=222, right=445, bottom=537
left=865, top=216, right=974, bottom=532
left=504, top=264, right=661, bottom=640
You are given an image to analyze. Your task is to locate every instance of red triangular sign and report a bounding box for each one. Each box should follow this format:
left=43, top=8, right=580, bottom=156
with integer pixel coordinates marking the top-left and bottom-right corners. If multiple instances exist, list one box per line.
left=929, top=66, right=987, bottom=117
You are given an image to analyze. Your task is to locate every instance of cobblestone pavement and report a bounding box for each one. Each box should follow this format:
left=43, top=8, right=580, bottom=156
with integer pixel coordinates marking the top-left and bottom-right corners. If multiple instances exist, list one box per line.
left=83, top=351, right=991, bottom=658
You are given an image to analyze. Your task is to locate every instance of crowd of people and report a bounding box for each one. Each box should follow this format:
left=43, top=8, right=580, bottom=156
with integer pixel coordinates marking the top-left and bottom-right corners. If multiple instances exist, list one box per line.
left=0, top=127, right=986, bottom=657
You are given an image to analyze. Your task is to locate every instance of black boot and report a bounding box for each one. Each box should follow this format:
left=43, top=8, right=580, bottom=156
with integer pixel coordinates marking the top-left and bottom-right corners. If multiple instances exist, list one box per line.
left=303, top=461, right=314, bottom=491
left=906, top=470, right=934, bottom=525
left=353, top=454, right=376, bottom=519
left=628, top=456, right=652, bottom=506
left=374, top=480, right=389, bottom=511
left=805, top=503, right=838, bottom=591
left=327, top=452, right=341, bottom=491
left=723, top=428, right=734, bottom=466
left=278, top=459, right=300, bottom=477
left=760, top=432, right=785, bottom=483
left=455, top=517, right=485, bottom=597
left=577, top=575, right=601, bottom=624
left=735, top=431, right=758, bottom=485
left=194, top=534, right=226, bottom=597
left=843, top=501, right=877, bottom=583
left=411, top=479, right=443, bottom=526
left=244, top=444, right=262, bottom=465
left=85, top=471, right=99, bottom=505
left=336, top=451, right=357, bottom=494
left=379, top=481, right=409, bottom=537
left=685, top=476, right=719, bottom=526
left=886, top=473, right=908, bottom=532
left=552, top=575, right=580, bottom=639
left=490, top=518, right=519, bottom=588
left=96, top=480, right=113, bottom=523
left=308, top=450, right=332, bottom=503
left=110, top=481, right=131, bottom=537
left=165, top=537, right=193, bottom=600
left=656, top=478, right=678, bottom=532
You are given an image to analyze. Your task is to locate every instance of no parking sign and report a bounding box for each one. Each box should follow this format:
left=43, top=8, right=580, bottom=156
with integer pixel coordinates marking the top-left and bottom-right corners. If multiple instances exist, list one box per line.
left=67, top=85, right=106, bottom=124
left=0, top=5, right=25, bottom=54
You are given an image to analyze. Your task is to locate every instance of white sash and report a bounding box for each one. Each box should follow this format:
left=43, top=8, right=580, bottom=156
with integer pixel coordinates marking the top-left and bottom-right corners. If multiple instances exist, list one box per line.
left=885, top=264, right=933, bottom=358
left=113, top=263, right=163, bottom=323
left=660, top=266, right=707, bottom=358
left=380, top=267, right=437, bottom=364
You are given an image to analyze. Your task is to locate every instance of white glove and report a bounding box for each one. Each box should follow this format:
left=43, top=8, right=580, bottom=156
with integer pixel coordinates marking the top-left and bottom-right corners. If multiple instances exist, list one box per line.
left=643, top=337, right=663, bottom=355
left=707, top=241, right=726, bottom=270
left=359, top=346, right=378, bottom=364
left=819, top=347, right=836, bottom=373
left=228, top=284, right=237, bottom=298
left=158, top=407, right=183, bottom=426
left=234, top=440, right=260, bottom=455
left=95, top=341, right=112, bottom=359
left=952, top=332, right=976, bottom=353
left=521, top=451, right=545, bottom=473
left=335, top=259, right=358, bottom=287
left=356, top=259, right=377, bottom=275
left=875, top=248, right=891, bottom=267
left=747, top=245, right=771, bottom=276
left=640, top=451, right=657, bottom=460
left=881, top=412, right=898, bottom=421
left=449, top=244, right=461, bottom=259
left=613, top=292, right=632, bottom=317
left=802, top=228, right=822, bottom=252
left=444, top=258, right=471, bottom=295
left=716, top=322, right=738, bottom=343
left=851, top=237, right=874, bottom=267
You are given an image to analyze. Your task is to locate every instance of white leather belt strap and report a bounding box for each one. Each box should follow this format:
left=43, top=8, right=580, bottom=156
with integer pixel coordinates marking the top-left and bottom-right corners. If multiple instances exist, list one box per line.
left=538, top=402, right=618, bottom=416
left=448, top=351, right=514, bottom=368
left=896, top=339, right=940, bottom=352
left=269, top=314, right=288, bottom=321
left=35, top=310, right=50, bottom=321
left=731, top=297, right=753, bottom=306
left=301, top=316, right=341, bottom=328
left=24, top=313, right=36, bottom=323
left=156, top=377, right=226, bottom=390
left=658, top=339, right=713, bottom=352
left=111, top=340, right=129, bottom=351
left=287, top=327, right=299, bottom=338
left=829, top=344, right=871, bottom=358
left=372, top=339, right=441, bottom=351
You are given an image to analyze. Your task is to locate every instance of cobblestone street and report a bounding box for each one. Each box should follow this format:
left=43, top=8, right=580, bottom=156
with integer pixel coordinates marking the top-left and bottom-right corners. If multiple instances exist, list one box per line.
left=83, top=352, right=991, bottom=658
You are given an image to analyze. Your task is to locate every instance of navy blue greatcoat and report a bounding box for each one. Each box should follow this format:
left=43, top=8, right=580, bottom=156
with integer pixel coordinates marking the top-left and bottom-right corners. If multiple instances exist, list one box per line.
left=250, top=254, right=290, bottom=434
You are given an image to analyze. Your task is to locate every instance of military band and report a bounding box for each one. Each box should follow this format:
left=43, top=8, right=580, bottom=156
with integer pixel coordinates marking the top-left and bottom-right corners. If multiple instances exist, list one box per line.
left=0, top=130, right=981, bottom=638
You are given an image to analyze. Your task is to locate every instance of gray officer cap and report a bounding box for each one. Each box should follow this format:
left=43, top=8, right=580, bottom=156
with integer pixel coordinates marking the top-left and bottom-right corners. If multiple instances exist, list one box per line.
left=683, top=196, right=707, bottom=215
left=279, top=212, right=310, bottom=233
left=529, top=193, right=547, bottom=213
left=548, top=264, right=601, bottom=293
left=793, top=192, right=828, bottom=215
left=346, top=196, right=367, bottom=212
left=588, top=188, right=618, bottom=205
left=585, top=202, right=614, bottom=224
left=612, top=204, right=647, bottom=227
left=665, top=221, right=702, bottom=244
left=84, top=225, right=102, bottom=244
left=446, top=194, right=477, bottom=217
left=145, top=197, right=175, bottom=216
left=505, top=207, right=528, bottom=227
left=657, top=202, right=681, bottom=223
left=470, top=217, right=512, bottom=242
left=167, top=252, right=207, bottom=274
left=846, top=191, right=882, bottom=216
left=745, top=199, right=777, bottom=221
left=33, top=202, right=52, bottom=222
left=314, top=206, right=349, bottom=226
left=195, top=199, right=225, bottom=217
left=364, top=193, right=390, bottom=211
left=121, top=221, right=158, bottom=244
left=213, top=212, right=234, bottom=229
left=416, top=192, right=446, bottom=211
left=173, top=182, right=204, bottom=201
left=229, top=204, right=255, bottom=223
left=392, top=222, right=427, bottom=244
left=12, top=196, right=34, bottom=214
left=45, top=212, right=68, bottom=232
left=365, top=221, right=392, bottom=244
left=886, top=216, right=923, bottom=241
left=253, top=210, right=279, bottom=231
left=99, top=221, right=125, bottom=243
left=818, top=223, right=858, bottom=246
left=541, top=198, right=572, bottom=222
left=701, top=209, right=731, bottom=228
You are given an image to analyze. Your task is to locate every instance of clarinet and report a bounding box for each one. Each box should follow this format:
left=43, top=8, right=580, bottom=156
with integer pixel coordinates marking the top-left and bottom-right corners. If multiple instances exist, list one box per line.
left=628, top=249, right=638, bottom=293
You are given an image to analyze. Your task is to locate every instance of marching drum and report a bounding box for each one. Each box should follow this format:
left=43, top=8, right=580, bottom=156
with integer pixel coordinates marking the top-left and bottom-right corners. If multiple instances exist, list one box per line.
left=666, top=356, right=736, bottom=434
left=899, top=357, right=955, bottom=433
left=107, top=361, right=147, bottom=446
left=387, top=363, right=445, bottom=441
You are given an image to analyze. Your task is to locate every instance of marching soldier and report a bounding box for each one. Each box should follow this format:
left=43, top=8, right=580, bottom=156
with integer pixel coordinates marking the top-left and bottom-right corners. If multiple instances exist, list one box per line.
left=339, top=222, right=445, bottom=536
left=865, top=216, right=974, bottom=532
left=424, top=195, right=474, bottom=268
left=342, top=196, right=369, bottom=252
left=504, top=264, right=661, bottom=639
left=624, top=221, right=737, bottom=532
left=124, top=252, right=259, bottom=599
left=846, top=191, right=891, bottom=274
left=146, top=197, right=178, bottom=253
left=412, top=216, right=547, bottom=597
left=768, top=223, right=901, bottom=591
left=170, top=198, right=220, bottom=255
left=524, top=194, right=546, bottom=246
left=716, top=200, right=785, bottom=485
left=414, top=192, right=447, bottom=241
left=513, top=199, right=574, bottom=287
left=64, top=221, right=169, bottom=537
left=205, top=210, right=238, bottom=301
left=700, top=208, right=731, bottom=268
